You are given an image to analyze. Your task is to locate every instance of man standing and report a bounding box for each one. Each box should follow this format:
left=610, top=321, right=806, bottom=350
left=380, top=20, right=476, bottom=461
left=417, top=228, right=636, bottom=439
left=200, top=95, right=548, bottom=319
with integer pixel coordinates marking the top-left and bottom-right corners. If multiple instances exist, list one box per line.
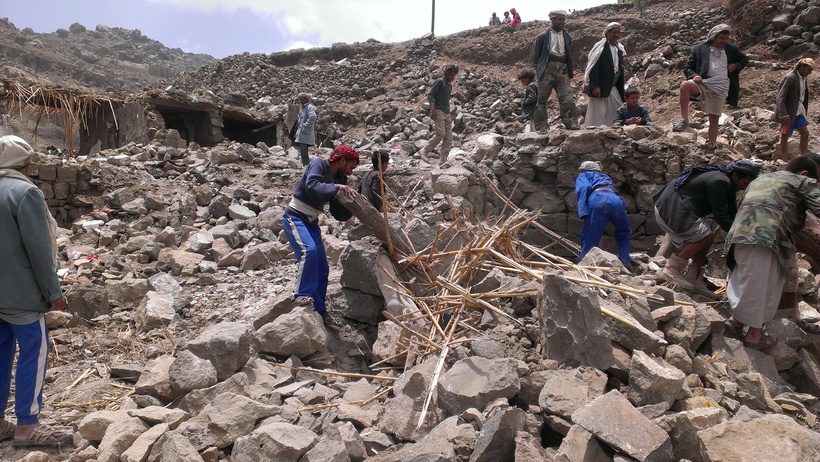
left=517, top=69, right=539, bottom=125
left=283, top=145, right=360, bottom=325
left=575, top=161, right=632, bottom=266
left=584, top=23, right=626, bottom=128
left=532, top=10, right=577, bottom=133
left=0, top=135, right=73, bottom=448
left=294, top=92, right=317, bottom=167
left=724, top=156, right=820, bottom=349
left=653, top=160, right=760, bottom=298
left=420, top=64, right=458, bottom=164
left=673, top=24, right=748, bottom=146
left=775, top=58, right=815, bottom=161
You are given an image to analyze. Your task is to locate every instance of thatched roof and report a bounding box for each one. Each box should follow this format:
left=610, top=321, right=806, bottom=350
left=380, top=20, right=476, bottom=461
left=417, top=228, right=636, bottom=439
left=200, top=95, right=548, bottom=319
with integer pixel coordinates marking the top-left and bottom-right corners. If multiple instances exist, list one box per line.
left=3, top=79, right=122, bottom=157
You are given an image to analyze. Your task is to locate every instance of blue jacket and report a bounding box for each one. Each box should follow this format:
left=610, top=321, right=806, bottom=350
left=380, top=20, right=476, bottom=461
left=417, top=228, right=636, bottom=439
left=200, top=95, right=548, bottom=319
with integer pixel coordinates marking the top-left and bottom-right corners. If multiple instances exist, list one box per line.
left=575, top=171, right=616, bottom=218
left=292, top=158, right=343, bottom=212
left=0, top=177, right=62, bottom=312
left=295, top=102, right=317, bottom=145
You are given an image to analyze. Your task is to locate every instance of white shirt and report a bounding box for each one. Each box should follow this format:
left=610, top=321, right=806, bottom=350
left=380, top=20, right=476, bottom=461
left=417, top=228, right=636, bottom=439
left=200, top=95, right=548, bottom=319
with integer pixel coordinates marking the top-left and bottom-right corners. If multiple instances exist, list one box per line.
left=549, top=29, right=564, bottom=55
left=703, top=46, right=730, bottom=97
left=798, top=73, right=807, bottom=118
left=609, top=43, right=620, bottom=73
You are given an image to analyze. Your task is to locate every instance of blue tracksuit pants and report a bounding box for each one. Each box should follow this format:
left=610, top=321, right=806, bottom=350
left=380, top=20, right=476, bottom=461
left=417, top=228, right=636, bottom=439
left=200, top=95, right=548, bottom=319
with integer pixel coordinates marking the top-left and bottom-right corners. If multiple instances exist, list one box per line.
left=0, top=316, right=49, bottom=425
left=580, top=191, right=632, bottom=263
left=283, top=212, right=329, bottom=314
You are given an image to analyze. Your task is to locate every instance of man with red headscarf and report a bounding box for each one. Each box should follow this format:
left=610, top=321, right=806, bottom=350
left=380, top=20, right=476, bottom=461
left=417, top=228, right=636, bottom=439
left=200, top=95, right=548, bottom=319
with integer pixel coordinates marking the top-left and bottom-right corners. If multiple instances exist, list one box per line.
left=283, top=145, right=359, bottom=325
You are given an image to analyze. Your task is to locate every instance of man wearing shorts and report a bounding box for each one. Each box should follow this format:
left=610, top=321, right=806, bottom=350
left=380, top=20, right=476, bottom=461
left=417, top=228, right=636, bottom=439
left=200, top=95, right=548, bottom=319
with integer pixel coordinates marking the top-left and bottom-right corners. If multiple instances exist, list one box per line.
left=673, top=24, right=748, bottom=145
left=775, top=58, right=815, bottom=161
left=653, top=160, right=760, bottom=298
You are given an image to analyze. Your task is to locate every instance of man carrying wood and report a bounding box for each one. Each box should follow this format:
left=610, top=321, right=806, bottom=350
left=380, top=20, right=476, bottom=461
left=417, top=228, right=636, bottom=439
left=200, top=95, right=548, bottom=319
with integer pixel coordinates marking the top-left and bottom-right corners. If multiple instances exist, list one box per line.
left=283, top=145, right=359, bottom=326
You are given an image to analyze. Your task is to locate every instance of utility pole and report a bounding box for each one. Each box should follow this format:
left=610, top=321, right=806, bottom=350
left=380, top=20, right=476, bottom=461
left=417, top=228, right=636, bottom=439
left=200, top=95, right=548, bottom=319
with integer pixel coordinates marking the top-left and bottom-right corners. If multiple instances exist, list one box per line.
left=431, top=0, right=436, bottom=34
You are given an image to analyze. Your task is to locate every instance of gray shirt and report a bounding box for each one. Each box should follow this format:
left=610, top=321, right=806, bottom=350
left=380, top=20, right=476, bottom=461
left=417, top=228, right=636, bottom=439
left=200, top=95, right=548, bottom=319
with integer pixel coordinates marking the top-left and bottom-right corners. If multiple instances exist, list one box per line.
left=0, top=177, right=62, bottom=324
left=428, top=78, right=452, bottom=113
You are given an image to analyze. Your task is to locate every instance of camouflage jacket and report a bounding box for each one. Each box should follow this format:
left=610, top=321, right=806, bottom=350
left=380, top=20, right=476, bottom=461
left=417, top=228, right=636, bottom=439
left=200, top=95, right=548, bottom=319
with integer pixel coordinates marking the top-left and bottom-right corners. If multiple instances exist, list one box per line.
left=726, top=171, right=820, bottom=272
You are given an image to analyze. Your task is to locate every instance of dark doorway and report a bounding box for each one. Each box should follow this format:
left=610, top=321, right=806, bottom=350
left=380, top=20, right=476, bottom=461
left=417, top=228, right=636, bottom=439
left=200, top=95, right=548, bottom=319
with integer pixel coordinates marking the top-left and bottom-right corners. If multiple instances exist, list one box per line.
left=222, top=115, right=277, bottom=146
left=155, top=107, right=213, bottom=146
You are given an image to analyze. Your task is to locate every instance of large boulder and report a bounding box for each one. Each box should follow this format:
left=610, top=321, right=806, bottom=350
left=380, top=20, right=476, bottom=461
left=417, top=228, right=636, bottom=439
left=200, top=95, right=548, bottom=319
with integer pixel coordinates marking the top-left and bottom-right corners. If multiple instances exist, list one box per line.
left=184, top=321, right=253, bottom=381
left=380, top=358, right=441, bottom=441
left=232, top=421, right=318, bottom=461
left=437, top=357, right=520, bottom=416
left=254, top=306, right=327, bottom=358
left=339, top=240, right=381, bottom=295
left=697, top=414, right=820, bottom=462
left=628, top=350, right=687, bottom=409
left=572, top=390, right=673, bottom=462
left=537, top=271, right=614, bottom=370
left=538, top=368, right=607, bottom=419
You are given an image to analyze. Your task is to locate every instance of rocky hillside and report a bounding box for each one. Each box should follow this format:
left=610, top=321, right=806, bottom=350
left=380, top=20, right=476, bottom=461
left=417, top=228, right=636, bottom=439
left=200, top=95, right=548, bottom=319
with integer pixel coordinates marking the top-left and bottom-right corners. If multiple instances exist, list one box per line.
left=0, top=17, right=215, bottom=94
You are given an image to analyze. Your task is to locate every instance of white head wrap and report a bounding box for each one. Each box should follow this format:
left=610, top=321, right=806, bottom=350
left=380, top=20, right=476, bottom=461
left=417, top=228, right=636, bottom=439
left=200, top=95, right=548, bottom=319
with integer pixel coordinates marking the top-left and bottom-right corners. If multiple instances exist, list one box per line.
left=706, top=24, right=730, bottom=42
left=549, top=10, right=568, bottom=18
left=0, top=135, right=33, bottom=172
left=579, top=161, right=603, bottom=172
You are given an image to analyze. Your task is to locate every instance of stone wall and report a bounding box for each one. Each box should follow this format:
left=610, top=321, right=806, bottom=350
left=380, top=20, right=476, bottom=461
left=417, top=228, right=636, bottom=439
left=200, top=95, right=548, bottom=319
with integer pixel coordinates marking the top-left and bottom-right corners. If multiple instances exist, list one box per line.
left=26, top=156, right=104, bottom=227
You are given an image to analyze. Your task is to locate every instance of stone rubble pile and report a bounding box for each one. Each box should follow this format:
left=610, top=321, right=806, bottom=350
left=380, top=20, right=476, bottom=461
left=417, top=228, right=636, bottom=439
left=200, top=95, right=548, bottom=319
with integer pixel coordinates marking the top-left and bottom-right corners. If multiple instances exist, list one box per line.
left=17, top=130, right=813, bottom=462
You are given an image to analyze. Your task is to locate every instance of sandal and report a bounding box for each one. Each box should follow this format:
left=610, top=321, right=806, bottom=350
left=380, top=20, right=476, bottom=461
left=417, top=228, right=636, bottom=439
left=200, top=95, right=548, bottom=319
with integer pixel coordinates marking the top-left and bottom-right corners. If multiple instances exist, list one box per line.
left=743, top=333, right=776, bottom=351
left=0, top=421, right=15, bottom=441
left=672, top=118, right=688, bottom=132
left=723, top=320, right=743, bottom=340
left=11, top=424, right=73, bottom=447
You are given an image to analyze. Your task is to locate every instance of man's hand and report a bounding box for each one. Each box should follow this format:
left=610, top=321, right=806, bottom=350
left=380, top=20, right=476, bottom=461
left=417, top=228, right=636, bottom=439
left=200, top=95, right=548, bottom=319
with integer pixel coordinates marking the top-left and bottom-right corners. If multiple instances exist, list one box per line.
left=50, top=296, right=68, bottom=312
left=592, top=87, right=601, bottom=97
left=693, top=75, right=703, bottom=84
left=627, top=117, right=641, bottom=125
left=430, top=108, right=438, bottom=121
left=336, top=184, right=358, bottom=198
left=727, top=63, right=737, bottom=73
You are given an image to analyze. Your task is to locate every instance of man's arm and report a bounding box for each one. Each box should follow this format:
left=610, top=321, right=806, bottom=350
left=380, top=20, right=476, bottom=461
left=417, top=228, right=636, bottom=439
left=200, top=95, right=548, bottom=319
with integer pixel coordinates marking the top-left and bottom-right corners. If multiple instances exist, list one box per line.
left=304, top=161, right=338, bottom=203
left=706, top=180, right=735, bottom=232
left=641, top=107, right=652, bottom=125
left=301, top=105, right=317, bottom=135
left=565, top=33, right=574, bottom=79
left=427, top=79, right=443, bottom=119
left=522, top=83, right=538, bottom=107
left=775, top=73, right=794, bottom=121
left=683, top=46, right=700, bottom=80
left=729, top=45, right=749, bottom=73
left=533, top=34, right=544, bottom=68
left=575, top=175, right=592, bottom=218
left=17, top=188, right=62, bottom=304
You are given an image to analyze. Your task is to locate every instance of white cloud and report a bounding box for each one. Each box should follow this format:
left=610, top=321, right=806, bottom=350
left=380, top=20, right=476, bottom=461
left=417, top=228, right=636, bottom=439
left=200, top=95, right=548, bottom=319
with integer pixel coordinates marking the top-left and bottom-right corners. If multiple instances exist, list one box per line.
left=149, top=0, right=613, bottom=49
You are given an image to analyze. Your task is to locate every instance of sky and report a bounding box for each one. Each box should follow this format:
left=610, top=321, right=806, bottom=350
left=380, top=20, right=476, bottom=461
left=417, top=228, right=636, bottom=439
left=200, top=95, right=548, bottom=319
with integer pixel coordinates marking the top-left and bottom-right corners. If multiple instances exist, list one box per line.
left=3, top=0, right=612, bottom=59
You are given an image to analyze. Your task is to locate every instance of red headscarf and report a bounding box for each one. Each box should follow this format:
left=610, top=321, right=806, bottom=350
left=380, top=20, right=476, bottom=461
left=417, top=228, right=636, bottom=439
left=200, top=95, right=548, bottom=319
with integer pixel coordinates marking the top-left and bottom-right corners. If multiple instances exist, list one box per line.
left=328, top=145, right=360, bottom=164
